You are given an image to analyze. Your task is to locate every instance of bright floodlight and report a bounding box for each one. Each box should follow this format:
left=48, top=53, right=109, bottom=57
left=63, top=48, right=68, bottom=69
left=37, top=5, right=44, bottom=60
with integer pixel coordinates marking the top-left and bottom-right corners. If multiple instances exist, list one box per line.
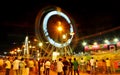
left=39, top=42, right=43, bottom=47
left=104, top=39, right=110, bottom=44
left=57, top=26, right=63, bottom=32
left=93, top=42, right=98, bottom=45
left=82, top=41, right=87, bottom=46
left=114, top=38, right=119, bottom=43
left=62, top=34, right=66, bottom=39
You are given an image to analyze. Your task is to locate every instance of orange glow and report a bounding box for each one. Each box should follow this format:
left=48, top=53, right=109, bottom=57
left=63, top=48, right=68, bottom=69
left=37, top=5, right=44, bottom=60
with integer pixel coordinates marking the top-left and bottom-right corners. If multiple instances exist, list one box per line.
left=57, top=26, right=63, bottom=32
left=34, top=38, right=38, bottom=42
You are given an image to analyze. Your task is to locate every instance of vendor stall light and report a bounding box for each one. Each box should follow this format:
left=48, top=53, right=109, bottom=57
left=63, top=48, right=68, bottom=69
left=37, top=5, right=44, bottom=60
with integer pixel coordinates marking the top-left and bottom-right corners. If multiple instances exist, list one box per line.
left=114, top=38, right=119, bottom=43
left=104, top=39, right=110, bottom=44
left=93, top=42, right=98, bottom=45
left=82, top=41, right=87, bottom=46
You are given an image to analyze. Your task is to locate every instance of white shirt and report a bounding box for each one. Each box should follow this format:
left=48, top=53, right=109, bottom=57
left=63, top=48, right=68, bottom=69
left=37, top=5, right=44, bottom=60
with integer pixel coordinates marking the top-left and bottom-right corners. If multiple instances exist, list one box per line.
left=45, top=61, right=51, bottom=68
left=90, top=59, right=95, bottom=66
left=12, top=59, right=20, bottom=70
left=57, top=61, right=64, bottom=72
left=80, top=59, right=85, bottom=65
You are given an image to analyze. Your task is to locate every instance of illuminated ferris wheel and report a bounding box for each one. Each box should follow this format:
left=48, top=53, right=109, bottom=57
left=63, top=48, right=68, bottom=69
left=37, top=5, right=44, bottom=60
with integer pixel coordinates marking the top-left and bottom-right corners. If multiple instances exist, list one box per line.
left=35, top=6, right=75, bottom=57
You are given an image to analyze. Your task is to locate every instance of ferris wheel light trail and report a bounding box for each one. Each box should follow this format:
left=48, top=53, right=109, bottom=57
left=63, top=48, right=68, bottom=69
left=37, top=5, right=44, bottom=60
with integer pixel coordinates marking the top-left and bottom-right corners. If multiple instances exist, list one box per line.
left=43, top=10, right=74, bottom=48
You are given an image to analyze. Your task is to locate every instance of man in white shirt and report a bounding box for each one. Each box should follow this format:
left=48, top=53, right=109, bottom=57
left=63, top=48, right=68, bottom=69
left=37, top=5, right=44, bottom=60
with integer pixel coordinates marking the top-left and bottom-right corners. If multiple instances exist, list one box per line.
left=57, top=58, right=64, bottom=75
left=80, top=58, right=85, bottom=72
left=12, top=57, right=20, bottom=75
left=45, top=59, right=51, bottom=75
left=90, top=57, right=95, bottom=74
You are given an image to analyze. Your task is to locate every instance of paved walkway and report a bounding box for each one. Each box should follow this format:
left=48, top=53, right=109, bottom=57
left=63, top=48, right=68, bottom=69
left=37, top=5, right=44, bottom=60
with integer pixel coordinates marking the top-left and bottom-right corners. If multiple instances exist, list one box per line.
left=1, top=69, right=120, bottom=75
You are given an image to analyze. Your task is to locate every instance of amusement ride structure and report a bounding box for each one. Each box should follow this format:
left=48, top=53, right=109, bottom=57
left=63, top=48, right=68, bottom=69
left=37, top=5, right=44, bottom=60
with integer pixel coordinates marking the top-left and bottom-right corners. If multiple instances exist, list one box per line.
left=34, top=6, right=76, bottom=58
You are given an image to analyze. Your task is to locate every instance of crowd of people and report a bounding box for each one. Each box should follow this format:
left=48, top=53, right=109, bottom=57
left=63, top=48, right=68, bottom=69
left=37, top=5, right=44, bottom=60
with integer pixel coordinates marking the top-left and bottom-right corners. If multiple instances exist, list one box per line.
left=0, top=56, right=116, bottom=75
left=50, top=56, right=113, bottom=75
left=0, top=56, right=35, bottom=75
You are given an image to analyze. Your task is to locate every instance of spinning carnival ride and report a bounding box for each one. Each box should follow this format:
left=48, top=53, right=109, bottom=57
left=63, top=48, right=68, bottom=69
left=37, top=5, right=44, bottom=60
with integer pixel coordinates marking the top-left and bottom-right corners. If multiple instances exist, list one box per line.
left=35, top=6, right=76, bottom=57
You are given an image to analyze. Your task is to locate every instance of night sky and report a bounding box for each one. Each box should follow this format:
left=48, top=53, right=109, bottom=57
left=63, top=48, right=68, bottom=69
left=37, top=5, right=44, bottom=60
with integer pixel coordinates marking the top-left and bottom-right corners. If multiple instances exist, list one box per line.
left=0, top=0, right=119, bottom=52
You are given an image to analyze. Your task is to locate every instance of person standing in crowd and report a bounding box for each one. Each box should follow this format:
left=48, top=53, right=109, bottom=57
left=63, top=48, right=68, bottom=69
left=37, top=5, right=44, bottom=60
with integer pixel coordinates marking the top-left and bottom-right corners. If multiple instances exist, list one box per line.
left=62, top=57, right=69, bottom=75
left=68, top=58, right=73, bottom=75
left=57, top=58, right=64, bottom=75
left=86, top=60, right=91, bottom=74
left=19, top=58, right=26, bottom=75
left=40, top=59, right=45, bottom=75
left=45, top=59, right=51, bottom=75
left=106, top=58, right=111, bottom=74
left=24, top=58, right=29, bottom=75
left=101, top=59, right=106, bottom=74
left=90, top=57, right=95, bottom=75
left=28, top=58, right=35, bottom=75
left=53, top=60, right=57, bottom=71
left=73, top=58, right=79, bottom=75
left=80, top=58, right=85, bottom=73
left=95, top=60, right=99, bottom=74
left=5, top=57, right=11, bottom=75
left=12, top=57, right=20, bottom=75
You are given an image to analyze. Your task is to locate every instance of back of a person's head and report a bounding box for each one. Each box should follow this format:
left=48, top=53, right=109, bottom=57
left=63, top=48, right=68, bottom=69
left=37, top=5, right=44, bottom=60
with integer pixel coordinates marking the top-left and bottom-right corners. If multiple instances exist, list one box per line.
left=102, top=59, right=105, bottom=62
left=64, top=57, right=66, bottom=59
left=74, top=58, right=76, bottom=60
left=81, top=58, right=83, bottom=60
left=46, top=59, right=49, bottom=61
left=59, top=58, right=62, bottom=61
left=15, top=57, right=18, bottom=60
left=69, top=58, right=71, bottom=61
left=21, top=58, right=24, bottom=61
left=106, top=58, right=109, bottom=60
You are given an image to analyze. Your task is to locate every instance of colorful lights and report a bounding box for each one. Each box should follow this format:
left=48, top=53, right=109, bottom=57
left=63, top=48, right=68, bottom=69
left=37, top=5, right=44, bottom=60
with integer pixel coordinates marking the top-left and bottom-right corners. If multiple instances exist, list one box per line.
left=83, top=38, right=120, bottom=51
